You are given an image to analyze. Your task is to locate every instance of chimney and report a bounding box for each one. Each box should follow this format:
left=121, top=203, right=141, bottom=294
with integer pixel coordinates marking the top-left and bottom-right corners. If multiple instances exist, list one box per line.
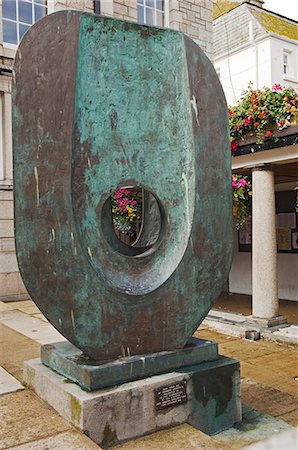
left=243, top=1, right=264, bottom=7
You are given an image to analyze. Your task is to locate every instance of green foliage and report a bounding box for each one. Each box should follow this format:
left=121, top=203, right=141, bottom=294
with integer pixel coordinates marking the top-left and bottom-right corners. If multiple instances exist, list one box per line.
left=232, top=175, right=252, bottom=229
left=229, top=83, right=297, bottom=151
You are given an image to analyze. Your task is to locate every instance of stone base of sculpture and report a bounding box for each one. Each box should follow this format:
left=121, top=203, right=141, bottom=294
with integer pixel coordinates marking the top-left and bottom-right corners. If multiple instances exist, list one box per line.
left=23, top=348, right=241, bottom=448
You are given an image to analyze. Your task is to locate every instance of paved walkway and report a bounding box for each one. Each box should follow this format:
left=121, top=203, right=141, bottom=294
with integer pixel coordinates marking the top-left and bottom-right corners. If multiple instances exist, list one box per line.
left=0, top=300, right=297, bottom=449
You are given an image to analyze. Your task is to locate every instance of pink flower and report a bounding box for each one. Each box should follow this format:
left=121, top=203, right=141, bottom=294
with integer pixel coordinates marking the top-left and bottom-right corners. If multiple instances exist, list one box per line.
left=244, top=117, right=251, bottom=126
left=265, top=131, right=272, bottom=138
left=239, top=179, right=248, bottom=187
left=232, top=181, right=238, bottom=188
left=229, top=111, right=235, bottom=118
left=231, top=141, right=238, bottom=152
left=272, top=83, right=283, bottom=91
left=254, top=122, right=259, bottom=127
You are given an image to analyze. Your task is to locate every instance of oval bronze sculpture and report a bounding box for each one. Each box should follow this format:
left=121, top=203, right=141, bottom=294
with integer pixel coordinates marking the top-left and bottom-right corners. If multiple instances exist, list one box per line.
left=13, top=11, right=232, bottom=360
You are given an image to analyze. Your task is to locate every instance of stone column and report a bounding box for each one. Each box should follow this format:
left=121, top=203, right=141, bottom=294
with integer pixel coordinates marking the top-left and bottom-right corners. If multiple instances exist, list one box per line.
left=252, top=168, right=279, bottom=321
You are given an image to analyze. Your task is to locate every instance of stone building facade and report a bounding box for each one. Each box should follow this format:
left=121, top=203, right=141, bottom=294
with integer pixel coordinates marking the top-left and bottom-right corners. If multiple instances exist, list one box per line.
left=0, top=0, right=213, bottom=300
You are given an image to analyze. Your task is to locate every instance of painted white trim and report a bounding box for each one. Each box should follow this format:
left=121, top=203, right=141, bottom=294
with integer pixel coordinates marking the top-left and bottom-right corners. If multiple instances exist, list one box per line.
left=232, top=144, right=298, bottom=170
left=164, top=0, right=169, bottom=28
left=137, top=0, right=166, bottom=27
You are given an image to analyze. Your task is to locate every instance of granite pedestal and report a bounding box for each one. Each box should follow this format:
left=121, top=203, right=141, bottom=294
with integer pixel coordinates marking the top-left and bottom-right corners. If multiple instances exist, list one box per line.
left=24, top=340, right=241, bottom=448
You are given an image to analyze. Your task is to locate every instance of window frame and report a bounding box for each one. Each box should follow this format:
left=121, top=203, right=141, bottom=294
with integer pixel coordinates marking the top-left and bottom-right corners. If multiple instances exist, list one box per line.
left=137, top=0, right=169, bottom=28
left=2, top=0, right=48, bottom=49
left=283, top=51, right=288, bottom=76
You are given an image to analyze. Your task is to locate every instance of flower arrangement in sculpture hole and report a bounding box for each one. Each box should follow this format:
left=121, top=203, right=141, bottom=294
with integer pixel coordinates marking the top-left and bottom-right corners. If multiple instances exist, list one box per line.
left=111, top=188, right=142, bottom=236
left=229, top=83, right=298, bottom=152
left=232, top=175, right=252, bottom=229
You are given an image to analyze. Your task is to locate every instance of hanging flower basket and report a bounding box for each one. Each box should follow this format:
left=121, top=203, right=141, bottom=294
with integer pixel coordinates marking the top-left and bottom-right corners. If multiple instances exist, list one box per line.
left=229, top=83, right=298, bottom=153
left=232, top=175, right=252, bottom=229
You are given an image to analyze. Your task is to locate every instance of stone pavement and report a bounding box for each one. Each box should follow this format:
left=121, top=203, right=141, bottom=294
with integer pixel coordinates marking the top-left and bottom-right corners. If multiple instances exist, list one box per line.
left=0, top=300, right=297, bottom=449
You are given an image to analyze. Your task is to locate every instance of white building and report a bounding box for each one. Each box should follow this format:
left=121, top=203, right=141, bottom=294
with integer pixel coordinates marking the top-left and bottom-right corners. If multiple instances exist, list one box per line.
left=213, top=0, right=298, bottom=105
left=213, top=1, right=298, bottom=318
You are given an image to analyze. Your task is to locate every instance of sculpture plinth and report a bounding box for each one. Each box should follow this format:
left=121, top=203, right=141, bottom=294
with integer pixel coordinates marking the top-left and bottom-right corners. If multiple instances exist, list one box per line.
left=14, top=10, right=241, bottom=447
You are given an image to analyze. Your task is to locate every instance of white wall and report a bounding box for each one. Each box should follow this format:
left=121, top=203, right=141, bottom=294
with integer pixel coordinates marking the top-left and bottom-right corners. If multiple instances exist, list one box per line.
left=229, top=226, right=298, bottom=301
left=214, top=38, right=272, bottom=106
left=214, top=35, right=298, bottom=106
left=270, top=36, right=298, bottom=89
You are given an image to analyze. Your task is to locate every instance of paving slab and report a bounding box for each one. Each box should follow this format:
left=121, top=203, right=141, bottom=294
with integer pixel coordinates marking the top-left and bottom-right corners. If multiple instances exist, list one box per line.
left=0, top=390, right=71, bottom=449
left=0, top=300, right=33, bottom=310
left=7, top=429, right=102, bottom=450
left=213, top=404, right=292, bottom=449
left=0, top=366, right=24, bottom=395
left=114, top=423, right=232, bottom=449
left=0, top=310, right=65, bottom=344
left=194, top=327, right=239, bottom=344
left=241, top=379, right=297, bottom=425
left=0, top=323, right=40, bottom=382
left=244, top=427, right=298, bottom=450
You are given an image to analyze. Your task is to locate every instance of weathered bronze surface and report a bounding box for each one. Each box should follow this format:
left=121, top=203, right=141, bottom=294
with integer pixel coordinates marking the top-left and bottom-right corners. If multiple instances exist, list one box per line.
left=41, top=337, right=218, bottom=391
left=13, top=11, right=232, bottom=360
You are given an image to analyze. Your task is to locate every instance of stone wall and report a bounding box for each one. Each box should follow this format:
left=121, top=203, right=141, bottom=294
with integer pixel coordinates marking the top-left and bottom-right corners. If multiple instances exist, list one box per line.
left=169, top=0, right=213, bottom=57
left=108, top=0, right=213, bottom=59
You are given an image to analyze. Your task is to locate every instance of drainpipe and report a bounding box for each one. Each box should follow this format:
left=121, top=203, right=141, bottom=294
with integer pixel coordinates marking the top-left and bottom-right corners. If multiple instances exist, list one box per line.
left=94, top=0, right=101, bottom=14
left=249, top=20, right=259, bottom=89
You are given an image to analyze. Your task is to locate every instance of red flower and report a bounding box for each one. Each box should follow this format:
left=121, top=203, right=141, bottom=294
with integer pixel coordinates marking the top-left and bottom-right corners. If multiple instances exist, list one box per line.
left=265, top=131, right=272, bottom=138
left=244, top=117, right=251, bottom=126
left=231, top=141, right=238, bottom=151
left=254, top=122, right=259, bottom=127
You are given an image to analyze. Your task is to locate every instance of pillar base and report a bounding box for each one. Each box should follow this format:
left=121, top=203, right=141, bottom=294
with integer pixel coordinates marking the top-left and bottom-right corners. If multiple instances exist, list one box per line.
left=246, top=315, right=288, bottom=329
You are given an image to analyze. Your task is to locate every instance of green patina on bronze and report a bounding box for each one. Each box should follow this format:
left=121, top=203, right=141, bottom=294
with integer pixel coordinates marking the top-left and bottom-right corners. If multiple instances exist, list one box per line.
left=13, top=11, right=232, bottom=360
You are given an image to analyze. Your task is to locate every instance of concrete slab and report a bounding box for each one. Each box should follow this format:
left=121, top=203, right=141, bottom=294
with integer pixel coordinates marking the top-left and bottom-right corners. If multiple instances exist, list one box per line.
left=0, top=309, right=65, bottom=344
left=0, top=323, right=40, bottom=383
left=7, top=429, right=102, bottom=450
left=0, top=367, right=24, bottom=395
left=0, top=301, right=13, bottom=312
left=271, top=325, right=298, bottom=344
left=243, top=427, right=298, bottom=450
left=241, top=379, right=298, bottom=425
left=0, top=390, right=71, bottom=449
left=214, top=404, right=292, bottom=449
left=23, top=356, right=241, bottom=448
left=207, top=310, right=246, bottom=323
left=114, top=423, right=232, bottom=449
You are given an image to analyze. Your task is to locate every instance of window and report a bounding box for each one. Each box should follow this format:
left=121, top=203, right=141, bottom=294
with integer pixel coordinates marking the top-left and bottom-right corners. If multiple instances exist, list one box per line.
left=2, top=0, right=47, bottom=47
left=137, top=0, right=169, bottom=27
left=283, top=52, right=288, bottom=75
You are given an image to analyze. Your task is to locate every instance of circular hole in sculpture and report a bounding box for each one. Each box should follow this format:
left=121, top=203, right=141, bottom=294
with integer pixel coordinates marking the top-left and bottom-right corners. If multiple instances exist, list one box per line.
left=102, top=186, right=163, bottom=256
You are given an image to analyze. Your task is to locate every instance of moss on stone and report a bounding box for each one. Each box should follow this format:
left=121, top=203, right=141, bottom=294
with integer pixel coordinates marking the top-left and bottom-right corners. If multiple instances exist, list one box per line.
left=70, top=396, right=81, bottom=425
left=252, top=10, right=298, bottom=41
left=213, top=1, right=241, bottom=20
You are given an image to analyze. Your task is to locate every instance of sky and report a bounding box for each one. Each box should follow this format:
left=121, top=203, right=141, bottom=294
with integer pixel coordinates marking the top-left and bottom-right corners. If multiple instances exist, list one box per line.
left=263, top=0, right=298, bottom=21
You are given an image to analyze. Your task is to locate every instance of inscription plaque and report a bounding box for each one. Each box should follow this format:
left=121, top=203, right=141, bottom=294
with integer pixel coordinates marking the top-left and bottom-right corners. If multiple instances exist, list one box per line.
left=155, top=380, right=187, bottom=410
